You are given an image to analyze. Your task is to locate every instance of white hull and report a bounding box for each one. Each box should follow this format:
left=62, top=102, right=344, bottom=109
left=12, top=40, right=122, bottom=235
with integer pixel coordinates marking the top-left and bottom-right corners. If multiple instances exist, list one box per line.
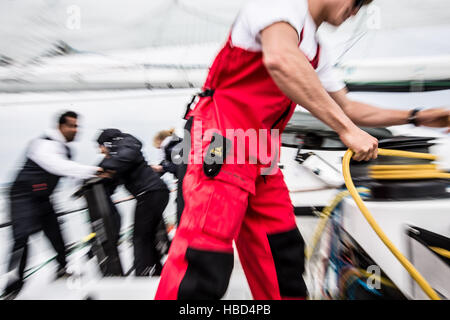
left=0, top=88, right=449, bottom=300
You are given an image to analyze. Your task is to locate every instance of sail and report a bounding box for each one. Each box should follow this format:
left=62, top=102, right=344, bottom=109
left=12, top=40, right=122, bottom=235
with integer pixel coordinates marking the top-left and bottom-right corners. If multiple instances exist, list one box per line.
left=0, top=0, right=449, bottom=91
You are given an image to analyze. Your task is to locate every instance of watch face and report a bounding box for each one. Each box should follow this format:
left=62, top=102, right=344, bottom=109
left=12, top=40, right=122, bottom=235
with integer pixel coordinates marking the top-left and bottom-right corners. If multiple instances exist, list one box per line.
left=408, top=109, right=421, bottom=126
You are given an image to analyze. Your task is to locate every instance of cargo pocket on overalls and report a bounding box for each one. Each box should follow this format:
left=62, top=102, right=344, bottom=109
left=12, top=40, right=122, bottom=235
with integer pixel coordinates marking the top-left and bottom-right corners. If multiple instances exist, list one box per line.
left=201, top=133, right=253, bottom=241
left=201, top=179, right=249, bottom=242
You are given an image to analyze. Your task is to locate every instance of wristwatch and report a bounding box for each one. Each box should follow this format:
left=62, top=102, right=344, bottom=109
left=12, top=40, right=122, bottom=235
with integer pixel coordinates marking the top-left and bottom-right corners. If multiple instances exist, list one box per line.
left=407, top=108, right=421, bottom=126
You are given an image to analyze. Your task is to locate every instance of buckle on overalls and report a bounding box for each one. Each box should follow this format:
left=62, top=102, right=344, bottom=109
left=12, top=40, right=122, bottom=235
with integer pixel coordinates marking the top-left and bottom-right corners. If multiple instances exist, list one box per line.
left=198, top=89, right=215, bottom=97
left=183, top=89, right=215, bottom=119
left=203, top=132, right=231, bottom=178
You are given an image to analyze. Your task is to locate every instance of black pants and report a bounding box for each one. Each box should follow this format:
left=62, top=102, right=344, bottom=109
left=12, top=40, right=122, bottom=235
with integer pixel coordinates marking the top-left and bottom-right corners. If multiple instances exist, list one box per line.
left=107, top=197, right=122, bottom=247
left=175, top=163, right=187, bottom=225
left=4, top=192, right=67, bottom=293
left=133, top=189, right=169, bottom=276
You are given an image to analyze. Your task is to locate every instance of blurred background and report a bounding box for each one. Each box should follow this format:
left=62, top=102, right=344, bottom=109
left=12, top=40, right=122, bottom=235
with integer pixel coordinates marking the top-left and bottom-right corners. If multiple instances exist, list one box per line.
left=1, top=0, right=450, bottom=64
left=0, top=0, right=449, bottom=299
left=0, top=0, right=449, bottom=178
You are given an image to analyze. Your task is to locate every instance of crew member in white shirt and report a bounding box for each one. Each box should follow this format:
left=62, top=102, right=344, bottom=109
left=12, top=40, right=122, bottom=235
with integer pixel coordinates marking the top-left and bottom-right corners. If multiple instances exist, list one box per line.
left=2, top=111, right=102, bottom=300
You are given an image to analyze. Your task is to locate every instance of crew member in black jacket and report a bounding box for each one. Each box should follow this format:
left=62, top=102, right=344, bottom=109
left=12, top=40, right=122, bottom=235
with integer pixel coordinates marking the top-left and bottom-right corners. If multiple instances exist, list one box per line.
left=96, top=129, right=169, bottom=277
left=151, top=129, right=185, bottom=224
left=2, top=111, right=102, bottom=300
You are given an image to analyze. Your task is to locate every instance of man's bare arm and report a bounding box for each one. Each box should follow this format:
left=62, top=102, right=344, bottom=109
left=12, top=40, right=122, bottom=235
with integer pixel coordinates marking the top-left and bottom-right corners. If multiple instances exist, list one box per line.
left=330, top=88, right=409, bottom=127
left=330, top=88, right=450, bottom=130
left=261, top=22, right=356, bottom=135
left=261, top=22, right=378, bottom=161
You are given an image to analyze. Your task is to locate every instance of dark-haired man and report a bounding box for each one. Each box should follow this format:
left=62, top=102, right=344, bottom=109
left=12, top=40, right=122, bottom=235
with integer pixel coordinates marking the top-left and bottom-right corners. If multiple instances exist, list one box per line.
left=2, top=111, right=102, bottom=300
left=156, top=0, right=450, bottom=300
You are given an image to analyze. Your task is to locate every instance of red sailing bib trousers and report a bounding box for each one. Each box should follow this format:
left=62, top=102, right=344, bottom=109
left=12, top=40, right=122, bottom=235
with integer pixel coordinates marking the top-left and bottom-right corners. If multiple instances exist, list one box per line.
left=155, top=32, right=320, bottom=300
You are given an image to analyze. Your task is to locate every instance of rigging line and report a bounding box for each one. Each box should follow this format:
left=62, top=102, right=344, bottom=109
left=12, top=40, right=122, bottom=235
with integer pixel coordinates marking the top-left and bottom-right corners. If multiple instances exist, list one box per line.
left=0, top=196, right=136, bottom=229
left=135, top=0, right=176, bottom=21
left=0, top=187, right=178, bottom=229
left=153, top=0, right=177, bottom=48
left=9, top=1, right=219, bottom=74
left=23, top=4, right=63, bottom=67
left=334, top=31, right=367, bottom=65
left=23, top=1, right=174, bottom=66
left=175, top=0, right=230, bottom=26
left=334, top=7, right=370, bottom=66
left=141, top=63, right=209, bottom=70
left=0, top=88, right=199, bottom=107
left=79, top=49, right=209, bottom=88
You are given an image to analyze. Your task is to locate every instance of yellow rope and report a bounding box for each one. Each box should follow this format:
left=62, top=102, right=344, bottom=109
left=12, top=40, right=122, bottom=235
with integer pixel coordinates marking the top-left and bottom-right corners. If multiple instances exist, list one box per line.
left=82, top=233, right=96, bottom=243
left=371, top=172, right=450, bottom=180
left=373, top=149, right=438, bottom=161
left=430, top=247, right=450, bottom=259
left=305, top=188, right=369, bottom=260
left=369, top=162, right=450, bottom=180
left=342, top=148, right=441, bottom=300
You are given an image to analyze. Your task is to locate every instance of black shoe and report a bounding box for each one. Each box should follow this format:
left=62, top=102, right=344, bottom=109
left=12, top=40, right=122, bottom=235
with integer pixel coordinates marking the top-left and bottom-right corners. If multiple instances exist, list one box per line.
left=55, top=267, right=73, bottom=280
left=1, top=281, right=23, bottom=300
left=1, top=289, right=20, bottom=300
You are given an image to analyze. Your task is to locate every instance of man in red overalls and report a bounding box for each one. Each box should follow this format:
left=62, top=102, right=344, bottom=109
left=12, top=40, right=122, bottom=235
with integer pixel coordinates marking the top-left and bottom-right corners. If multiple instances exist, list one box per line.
left=156, top=0, right=450, bottom=300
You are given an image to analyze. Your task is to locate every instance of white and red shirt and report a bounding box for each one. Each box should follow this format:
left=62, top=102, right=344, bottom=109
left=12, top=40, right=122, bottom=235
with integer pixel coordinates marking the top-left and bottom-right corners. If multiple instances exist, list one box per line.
left=231, top=0, right=345, bottom=93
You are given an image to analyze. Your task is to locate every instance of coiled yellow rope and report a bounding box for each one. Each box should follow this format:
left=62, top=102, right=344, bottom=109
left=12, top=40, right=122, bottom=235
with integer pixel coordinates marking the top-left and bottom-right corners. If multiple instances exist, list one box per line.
left=369, top=162, right=450, bottom=180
